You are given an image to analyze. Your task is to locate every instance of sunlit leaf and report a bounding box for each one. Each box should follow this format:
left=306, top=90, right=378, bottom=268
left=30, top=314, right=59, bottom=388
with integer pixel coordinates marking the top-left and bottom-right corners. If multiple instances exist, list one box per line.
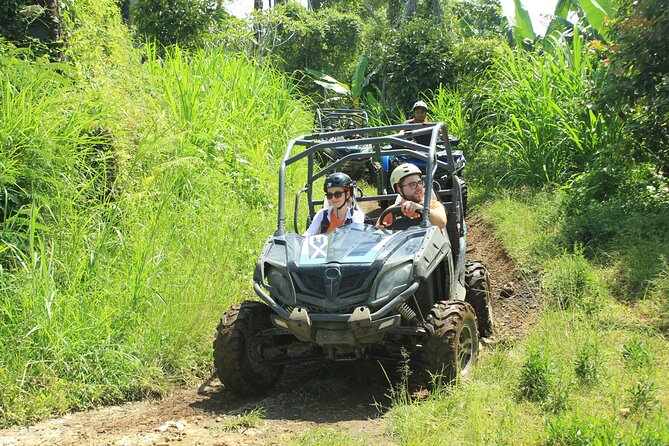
left=579, top=0, right=612, bottom=39
left=350, top=53, right=368, bottom=101
left=512, top=0, right=536, bottom=44
left=313, top=79, right=350, bottom=96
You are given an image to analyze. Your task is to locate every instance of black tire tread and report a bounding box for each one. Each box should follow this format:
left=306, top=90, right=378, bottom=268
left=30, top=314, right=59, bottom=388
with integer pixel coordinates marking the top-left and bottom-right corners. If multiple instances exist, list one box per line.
left=213, top=301, right=283, bottom=395
left=465, top=261, right=494, bottom=338
left=421, top=300, right=478, bottom=380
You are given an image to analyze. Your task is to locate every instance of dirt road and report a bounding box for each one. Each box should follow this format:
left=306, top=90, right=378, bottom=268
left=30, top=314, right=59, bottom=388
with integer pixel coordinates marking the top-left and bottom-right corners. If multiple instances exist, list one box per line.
left=0, top=215, right=540, bottom=446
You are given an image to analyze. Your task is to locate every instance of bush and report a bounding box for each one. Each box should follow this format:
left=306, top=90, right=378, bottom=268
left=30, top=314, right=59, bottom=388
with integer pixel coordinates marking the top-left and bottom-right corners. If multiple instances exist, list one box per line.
left=541, top=246, right=605, bottom=312
left=597, top=0, right=669, bottom=170
left=375, top=17, right=456, bottom=110
left=131, top=0, right=228, bottom=49
left=247, top=4, right=362, bottom=84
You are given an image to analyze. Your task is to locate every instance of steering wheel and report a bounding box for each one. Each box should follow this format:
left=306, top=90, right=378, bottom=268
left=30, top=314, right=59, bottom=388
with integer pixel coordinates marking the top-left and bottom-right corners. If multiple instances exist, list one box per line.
left=377, top=205, right=423, bottom=231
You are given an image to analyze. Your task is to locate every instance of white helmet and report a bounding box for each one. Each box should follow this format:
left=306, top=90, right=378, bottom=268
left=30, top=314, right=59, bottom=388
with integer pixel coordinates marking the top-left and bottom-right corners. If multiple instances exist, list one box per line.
left=412, top=100, right=428, bottom=112
left=390, top=163, right=422, bottom=192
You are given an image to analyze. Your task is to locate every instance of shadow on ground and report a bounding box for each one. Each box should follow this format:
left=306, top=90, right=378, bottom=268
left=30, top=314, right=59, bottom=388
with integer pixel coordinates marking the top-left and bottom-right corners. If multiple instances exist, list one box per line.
left=191, top=360, right=400, bottom=423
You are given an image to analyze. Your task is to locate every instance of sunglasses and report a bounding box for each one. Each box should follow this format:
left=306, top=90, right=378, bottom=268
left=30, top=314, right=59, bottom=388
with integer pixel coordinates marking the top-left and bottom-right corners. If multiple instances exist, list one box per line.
left=325, top=190, right=346, bottom=199
left=400, top=179, right=425, bottom=190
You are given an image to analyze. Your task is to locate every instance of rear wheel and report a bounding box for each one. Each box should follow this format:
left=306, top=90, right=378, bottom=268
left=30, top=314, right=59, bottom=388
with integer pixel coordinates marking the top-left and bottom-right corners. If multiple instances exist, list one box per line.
left=465, top=262, right=494, bottom=338
left=421, top=300, right=478, bottom=380
left=213, top=301, right=284, bottom=395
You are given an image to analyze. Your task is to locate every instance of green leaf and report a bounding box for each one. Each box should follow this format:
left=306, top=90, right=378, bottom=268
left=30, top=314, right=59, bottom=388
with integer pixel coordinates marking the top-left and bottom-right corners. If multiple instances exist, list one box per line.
left=545, top=0, right=574, bottom=41
left=305, top=67, right=341, bottom=85
left=553, top=0, right=573, bottom=18
left=350, top=53, right=368, bottom=100
left=579, top=0, right=612, bottom=38
left=313, top=79, right=350, bottom=96
left=512, top=0, right=536, bottom=44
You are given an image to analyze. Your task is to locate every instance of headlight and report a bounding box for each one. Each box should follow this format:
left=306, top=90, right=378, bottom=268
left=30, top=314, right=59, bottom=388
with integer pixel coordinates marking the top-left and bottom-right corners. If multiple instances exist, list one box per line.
left=375, top=263, right=413, bottom=301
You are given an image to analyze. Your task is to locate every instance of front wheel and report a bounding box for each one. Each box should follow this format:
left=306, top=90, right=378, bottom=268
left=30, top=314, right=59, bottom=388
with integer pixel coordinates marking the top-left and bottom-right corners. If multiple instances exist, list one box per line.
left=213, top=301, right=284, bottom=395
left=421, top=300, right=479, bottom=380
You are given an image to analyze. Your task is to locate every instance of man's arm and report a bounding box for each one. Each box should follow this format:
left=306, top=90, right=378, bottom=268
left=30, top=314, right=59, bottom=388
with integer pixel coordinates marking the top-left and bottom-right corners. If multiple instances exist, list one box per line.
left=428, top=200, right=447, bottom=230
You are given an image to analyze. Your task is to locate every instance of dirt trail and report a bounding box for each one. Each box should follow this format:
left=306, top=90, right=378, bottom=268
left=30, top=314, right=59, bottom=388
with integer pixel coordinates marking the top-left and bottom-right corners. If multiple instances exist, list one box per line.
left=0, top=214, right=540, bottom=446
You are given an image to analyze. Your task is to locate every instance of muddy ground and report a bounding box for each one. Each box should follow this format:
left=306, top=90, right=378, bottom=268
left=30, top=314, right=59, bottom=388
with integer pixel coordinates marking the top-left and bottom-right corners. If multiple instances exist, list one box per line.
left=0, top=214, right=541, bottom=446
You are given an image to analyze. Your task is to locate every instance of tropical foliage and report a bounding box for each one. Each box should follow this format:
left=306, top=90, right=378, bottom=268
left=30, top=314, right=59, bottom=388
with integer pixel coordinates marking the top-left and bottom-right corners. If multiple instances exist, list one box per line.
left=0, top=0, right=667, bottom=442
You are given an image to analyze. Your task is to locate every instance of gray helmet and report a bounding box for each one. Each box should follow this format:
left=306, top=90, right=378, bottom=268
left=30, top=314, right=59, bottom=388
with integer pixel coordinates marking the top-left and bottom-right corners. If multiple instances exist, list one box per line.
left=324, top=172, right=353, bottom=192
left=412, top=100, right=428, bottom=112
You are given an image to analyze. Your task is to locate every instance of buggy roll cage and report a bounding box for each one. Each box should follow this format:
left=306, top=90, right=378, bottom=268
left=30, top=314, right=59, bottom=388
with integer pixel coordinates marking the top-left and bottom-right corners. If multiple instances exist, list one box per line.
left=276, top=122, right=460, bottom=236
left=315, top=108, right=369, bottom=131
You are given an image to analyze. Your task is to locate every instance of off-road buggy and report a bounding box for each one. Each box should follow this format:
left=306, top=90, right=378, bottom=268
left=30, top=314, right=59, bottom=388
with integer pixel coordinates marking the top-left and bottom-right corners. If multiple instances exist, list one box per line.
left=213, top=122, right=493, bottom=395
left=312, top=107, right=380, bottom=183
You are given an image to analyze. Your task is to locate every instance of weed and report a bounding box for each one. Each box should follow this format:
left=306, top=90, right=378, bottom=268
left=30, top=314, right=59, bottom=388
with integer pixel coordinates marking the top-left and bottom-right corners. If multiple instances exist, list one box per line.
left=621, top=337, right=651, bottom=369
left=218, top=406, right=265, bottom=431
left=625, top=378, right=658, bottom=415
left=384, top=348, right=413, bottom=407
left=518, top=346, right=554, bottom=403
left=542, top=245, right=604, bottom=312
left=545, top=415, right=620, bottom=445
left=545, top=378, right=571, bottom=414
left=291, top=427, right=367, bottom=446
left=574, top=341, right=602, bottom=385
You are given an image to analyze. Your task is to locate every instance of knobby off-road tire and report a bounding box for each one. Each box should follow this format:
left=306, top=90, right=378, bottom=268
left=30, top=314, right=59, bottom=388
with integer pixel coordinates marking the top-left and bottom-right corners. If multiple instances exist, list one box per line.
left=465, top=261, right=494, bottom=338
left=213, top=301, right=284, bottom=395
left=460, top=178, right=468, bottom=216
left=421, top=300, right=479, bottom=380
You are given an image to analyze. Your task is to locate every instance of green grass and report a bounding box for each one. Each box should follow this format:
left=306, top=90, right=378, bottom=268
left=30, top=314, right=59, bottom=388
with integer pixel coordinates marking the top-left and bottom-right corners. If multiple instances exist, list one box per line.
left=1, top=1, right=668, bottom=441
left=0, top=3, right=311, bottom=425
left=380, top=188, right=668, bottom=445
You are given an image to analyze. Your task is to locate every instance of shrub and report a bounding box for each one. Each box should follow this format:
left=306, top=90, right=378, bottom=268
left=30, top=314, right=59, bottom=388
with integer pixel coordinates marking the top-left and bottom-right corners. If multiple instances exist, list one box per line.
left=246, top=4, right=362, bottom=84
left=597, top=0, right=669, bottom=170
left=541, top=246, right=605, bottom=312
left=518, top=346, right=555, bottom=403
left=374, top=17, right=456, bottom=110
left=131, top=0, right=228, bottom=49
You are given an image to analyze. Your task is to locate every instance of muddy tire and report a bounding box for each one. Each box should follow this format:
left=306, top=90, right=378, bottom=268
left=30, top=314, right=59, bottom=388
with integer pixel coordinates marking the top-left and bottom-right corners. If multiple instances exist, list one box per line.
left=459, top=178, right=468, bottom=216
left=465, top=262, right=494, bottom=338
left=213, top=301, right=284, bottom=395
left=421, top=300, right=479, bottom=380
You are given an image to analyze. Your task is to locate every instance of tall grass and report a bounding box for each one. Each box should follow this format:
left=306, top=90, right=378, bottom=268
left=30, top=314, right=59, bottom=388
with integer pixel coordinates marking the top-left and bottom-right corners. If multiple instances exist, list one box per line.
left=0, top=23, right=310, bottom=426
left=453, top=32, right=624, bottom=188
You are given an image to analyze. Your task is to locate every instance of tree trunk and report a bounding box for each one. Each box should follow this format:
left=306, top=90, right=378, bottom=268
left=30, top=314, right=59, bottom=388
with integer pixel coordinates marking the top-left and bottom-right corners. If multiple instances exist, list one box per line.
left=432, top=0, right=442, bottom=24
left=254, top=0, right=263, bottom=10
left=402, top=0, right=417, bottom=21
left=387, top=0, right=401, bottom=25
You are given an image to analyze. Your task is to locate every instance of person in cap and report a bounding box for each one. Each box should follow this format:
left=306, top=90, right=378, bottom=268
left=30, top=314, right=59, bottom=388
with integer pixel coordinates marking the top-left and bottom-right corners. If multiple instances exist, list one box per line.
left=405, top=100, right=429, bottom=124
left=304, top=172, right=365, bottom=236
left=377, top=163, right=447, bottom=230
left=404, top=100, right=431, bottom=146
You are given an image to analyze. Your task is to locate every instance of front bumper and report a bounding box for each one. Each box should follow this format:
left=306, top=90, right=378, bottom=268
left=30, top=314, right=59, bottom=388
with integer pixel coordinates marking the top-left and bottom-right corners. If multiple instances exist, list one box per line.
left=254, top=281, right=419, bottom=345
